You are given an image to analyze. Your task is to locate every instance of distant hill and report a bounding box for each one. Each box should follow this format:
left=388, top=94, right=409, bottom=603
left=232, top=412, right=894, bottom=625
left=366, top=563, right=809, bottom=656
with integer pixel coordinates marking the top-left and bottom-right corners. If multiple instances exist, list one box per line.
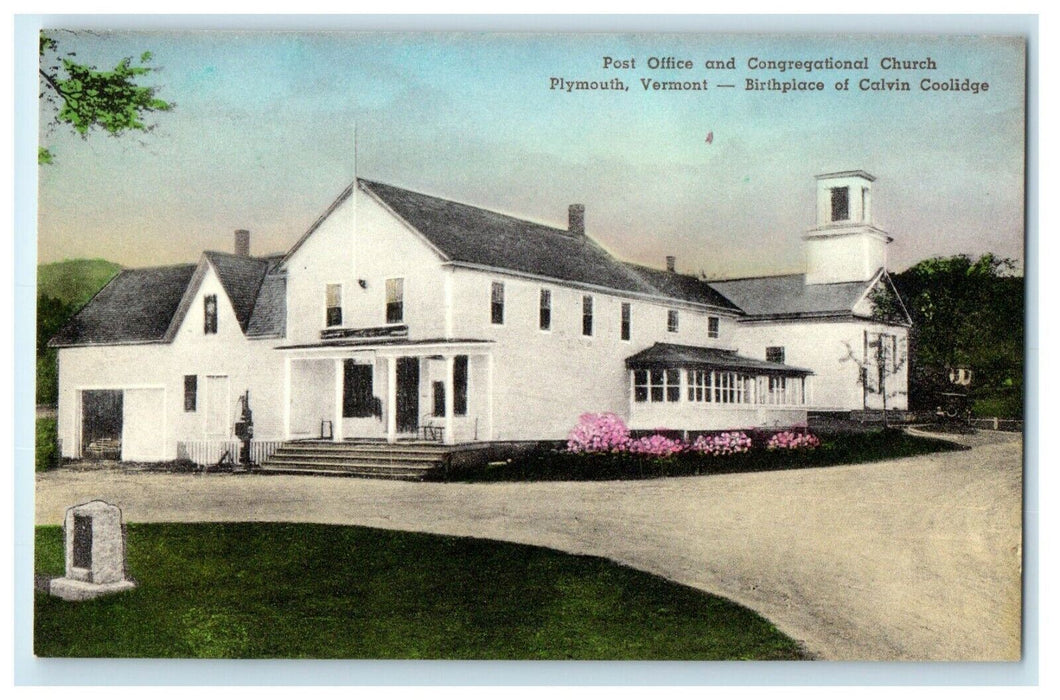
left=38, top=259, right=122, bottom=309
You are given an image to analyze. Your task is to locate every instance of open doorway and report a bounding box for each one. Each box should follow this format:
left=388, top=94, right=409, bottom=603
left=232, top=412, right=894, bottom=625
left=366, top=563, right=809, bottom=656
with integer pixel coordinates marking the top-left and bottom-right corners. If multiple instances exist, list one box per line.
left=81, top=390, right=123, bottom=459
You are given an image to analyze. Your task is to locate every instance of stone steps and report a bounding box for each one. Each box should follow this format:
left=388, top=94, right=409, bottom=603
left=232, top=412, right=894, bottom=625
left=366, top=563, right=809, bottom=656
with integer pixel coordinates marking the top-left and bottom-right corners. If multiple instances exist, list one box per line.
left=258, top=440, right=453, bottom=480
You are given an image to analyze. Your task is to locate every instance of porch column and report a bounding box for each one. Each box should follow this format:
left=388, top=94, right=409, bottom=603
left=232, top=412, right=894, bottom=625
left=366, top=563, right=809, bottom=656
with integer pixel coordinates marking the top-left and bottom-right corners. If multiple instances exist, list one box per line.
left=282, top=357, right=291, bottom=440
left=485, top=352, right=495, bottom=441
left=333, top=359, right=344, bottom=442
left=386, top=356, right=397, bottom=444
left=443, top=354, right=455, bottom=445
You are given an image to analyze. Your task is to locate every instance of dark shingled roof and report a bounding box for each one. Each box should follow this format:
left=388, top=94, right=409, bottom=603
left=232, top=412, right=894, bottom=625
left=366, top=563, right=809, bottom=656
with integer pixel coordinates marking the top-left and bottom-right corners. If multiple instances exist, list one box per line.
left=246, top=270, right=287, bottom=338
left=203, top=251, right=274, bottom=331
left=49, top=264, right=197, bottom=347
left=710, top=273, right=872, bottom=319
left=361, top=180, right=739, bottom=311
left=625, top=343, right=813, bottom=375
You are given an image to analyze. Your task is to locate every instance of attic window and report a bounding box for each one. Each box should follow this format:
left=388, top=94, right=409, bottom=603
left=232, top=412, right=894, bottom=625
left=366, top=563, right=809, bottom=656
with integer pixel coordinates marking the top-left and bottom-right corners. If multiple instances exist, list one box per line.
left=326, top=284, right=342, bottom=327
left=830, top=186, right=850, bottom=222
left=491, top=282, right=505, bottom=325
left=204, top=295, right=218, bottom=334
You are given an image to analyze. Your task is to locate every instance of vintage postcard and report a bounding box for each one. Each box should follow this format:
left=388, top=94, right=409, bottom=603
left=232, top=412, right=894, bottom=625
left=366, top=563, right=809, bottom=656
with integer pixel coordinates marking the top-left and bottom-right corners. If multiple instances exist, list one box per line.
left=28, top=23, right=1027, bottom=676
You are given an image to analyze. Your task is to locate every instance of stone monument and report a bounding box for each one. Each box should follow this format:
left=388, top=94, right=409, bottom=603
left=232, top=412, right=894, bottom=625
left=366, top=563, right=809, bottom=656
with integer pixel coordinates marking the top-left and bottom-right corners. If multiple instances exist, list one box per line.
left=48, top=500, right=136, bottom=601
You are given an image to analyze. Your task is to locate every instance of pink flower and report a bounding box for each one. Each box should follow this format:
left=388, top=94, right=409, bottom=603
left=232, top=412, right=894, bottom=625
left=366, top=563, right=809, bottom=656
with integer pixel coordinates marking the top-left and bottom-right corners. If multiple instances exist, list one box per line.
left=566, top=412, right=632, bottom=453
left=689, top=431, right=752, bottom=456
left=628, top=434, right=686, bottom=458
left=766, top=431, right=820, bottom=451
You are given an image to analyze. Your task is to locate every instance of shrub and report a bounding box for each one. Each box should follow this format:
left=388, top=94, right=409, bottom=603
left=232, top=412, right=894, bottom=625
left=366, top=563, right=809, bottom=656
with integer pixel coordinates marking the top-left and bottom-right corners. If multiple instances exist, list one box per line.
left=566, top=412, right=632, bottom=453
left=627, top=433, right=686, bottom=458
left=689, top=431, right=752, bottom=456
left=766, top=431, right=821, bottom=451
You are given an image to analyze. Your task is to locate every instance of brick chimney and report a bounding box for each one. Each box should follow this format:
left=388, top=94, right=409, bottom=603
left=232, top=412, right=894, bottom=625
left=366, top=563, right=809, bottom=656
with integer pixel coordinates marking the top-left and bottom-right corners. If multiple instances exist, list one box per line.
left=568, top=204, right=585, bottom=236
left=234, top=229, right=250, bottom=257
left=665, top=255, right=676, bottom=272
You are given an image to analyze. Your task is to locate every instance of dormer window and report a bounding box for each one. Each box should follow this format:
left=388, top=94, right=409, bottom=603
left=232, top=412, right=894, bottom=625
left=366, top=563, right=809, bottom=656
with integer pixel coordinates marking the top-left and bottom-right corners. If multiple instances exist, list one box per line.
left=204, top=295, right=218, bottom=334
left=830, top=186, right=850, bottom=222
left=325, top=284, right=343, bottom=327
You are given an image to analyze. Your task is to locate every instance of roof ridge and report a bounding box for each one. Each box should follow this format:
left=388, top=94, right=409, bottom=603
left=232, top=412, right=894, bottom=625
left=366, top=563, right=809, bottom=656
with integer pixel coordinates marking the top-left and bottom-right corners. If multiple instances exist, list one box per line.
left=709, top=271, right=804, bottom=283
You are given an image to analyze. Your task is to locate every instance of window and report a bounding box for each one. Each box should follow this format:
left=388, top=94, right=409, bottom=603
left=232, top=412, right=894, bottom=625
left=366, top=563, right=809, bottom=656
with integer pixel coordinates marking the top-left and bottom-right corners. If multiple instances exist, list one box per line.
left=183, top=375, right=197, bottom=412
left=491, top=282, right=505, bottom=325
left=830, top=186, right=849, bottom=222
left=325, top=284, right=343, bottom=327
left=708, top=316, right=719, bottom=339
left=766, top=346, right=785, bottom=364
left=453, top=355, right=468, bottom=416
left=582, top=295, right=593, bottom=336
left=633, top=368, right=679, bottom=403
left=203, top=295, right=218, bottom=334
left=620, top=302, right=631, bottom=341
left=385, top=278, right=404, bottom=324
left=539, top=289, right=551, bottom=331
left=768, top=375, right=788, bottom=405
left=667, top=309, right=679, bottom=333
left=687, top=369, right=711, bottom=402
left=710, top=371, right=752, bottom=404
left=343, top=361, right=377, bottom=418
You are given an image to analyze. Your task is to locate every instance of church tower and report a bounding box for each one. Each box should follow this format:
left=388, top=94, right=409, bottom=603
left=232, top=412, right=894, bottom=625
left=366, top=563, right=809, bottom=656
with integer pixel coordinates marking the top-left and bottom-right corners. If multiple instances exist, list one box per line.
left=804, top=170, right=892, bottom=285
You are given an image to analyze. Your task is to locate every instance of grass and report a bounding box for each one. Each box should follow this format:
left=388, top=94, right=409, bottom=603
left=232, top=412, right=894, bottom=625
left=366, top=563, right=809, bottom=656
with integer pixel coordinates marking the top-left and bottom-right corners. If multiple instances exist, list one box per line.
left=34, top=522, right=806, bottom=660
left=444, top=428, right=965, bottom=482
left=35, top=417, right=58, bottom=472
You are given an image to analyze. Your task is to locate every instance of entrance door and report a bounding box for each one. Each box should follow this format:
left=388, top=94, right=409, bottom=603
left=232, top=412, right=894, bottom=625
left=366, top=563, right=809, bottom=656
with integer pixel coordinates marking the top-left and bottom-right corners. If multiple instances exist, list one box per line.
left=205, top=375, right=231, bottom=438
left=81, top=390, right=123, bottom=459
left=396, top=357, right=419, bottom=434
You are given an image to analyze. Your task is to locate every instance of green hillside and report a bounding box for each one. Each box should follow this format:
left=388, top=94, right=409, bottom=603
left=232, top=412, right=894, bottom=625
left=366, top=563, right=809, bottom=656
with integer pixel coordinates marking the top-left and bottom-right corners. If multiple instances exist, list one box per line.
left=38, top=259, right=122, bottom=309
left=36, top=259, right=123, bottom=405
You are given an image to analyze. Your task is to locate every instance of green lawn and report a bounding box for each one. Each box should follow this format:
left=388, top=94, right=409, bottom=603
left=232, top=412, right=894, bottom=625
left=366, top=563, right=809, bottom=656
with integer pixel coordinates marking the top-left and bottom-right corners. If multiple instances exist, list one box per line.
left=35, top=523, right=806, bottom=660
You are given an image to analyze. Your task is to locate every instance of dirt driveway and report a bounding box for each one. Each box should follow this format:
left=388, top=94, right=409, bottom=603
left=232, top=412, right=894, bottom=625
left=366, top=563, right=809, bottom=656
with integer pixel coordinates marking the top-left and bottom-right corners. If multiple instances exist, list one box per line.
left=35, top=430, right=1023, bottom=661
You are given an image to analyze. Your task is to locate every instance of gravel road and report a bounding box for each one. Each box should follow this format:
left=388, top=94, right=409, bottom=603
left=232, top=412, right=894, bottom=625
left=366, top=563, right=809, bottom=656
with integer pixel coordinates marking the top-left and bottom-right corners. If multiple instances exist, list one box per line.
left=35, top=429, right=1023, bottom=661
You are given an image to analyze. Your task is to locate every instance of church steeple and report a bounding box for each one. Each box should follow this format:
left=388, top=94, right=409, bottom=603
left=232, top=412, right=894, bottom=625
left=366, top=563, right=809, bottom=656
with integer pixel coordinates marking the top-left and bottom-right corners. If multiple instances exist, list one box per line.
left=804, top=170, right=892, bottom=285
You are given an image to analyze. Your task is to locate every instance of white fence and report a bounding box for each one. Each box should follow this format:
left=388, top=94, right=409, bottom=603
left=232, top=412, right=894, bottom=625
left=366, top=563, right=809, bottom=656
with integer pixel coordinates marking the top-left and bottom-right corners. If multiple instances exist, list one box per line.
left=177, top=440, right=284, bottom=466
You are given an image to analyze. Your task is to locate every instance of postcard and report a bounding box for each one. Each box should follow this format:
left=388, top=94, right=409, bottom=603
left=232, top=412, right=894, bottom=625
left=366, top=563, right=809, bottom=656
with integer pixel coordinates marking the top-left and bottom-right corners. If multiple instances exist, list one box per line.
left=27, top=23, right=1028, bottom=676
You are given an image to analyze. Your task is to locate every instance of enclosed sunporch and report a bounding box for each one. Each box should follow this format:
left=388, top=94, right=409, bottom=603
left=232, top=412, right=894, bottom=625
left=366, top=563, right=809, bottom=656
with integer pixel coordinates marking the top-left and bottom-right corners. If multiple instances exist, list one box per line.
left=625, top=343, right=813, bottom=432
left=279, top=339, right=494, bottom=445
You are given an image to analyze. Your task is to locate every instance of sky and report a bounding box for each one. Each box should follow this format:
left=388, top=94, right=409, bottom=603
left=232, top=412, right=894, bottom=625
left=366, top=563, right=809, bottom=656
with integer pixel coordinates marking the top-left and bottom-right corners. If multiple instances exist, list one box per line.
left=36, top=28, right=1026, bottom=279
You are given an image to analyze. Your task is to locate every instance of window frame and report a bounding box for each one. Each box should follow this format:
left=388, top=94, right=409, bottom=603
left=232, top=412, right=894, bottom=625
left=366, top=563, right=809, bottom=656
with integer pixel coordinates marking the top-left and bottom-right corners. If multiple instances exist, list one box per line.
left=325, top=283, right=343, bottom=328
left=203, top=294, right=218, bottom=334
left=766, top=346, right=785, bottom=364
left=707, top=316, right=719, bottom=339
left=385, top=277, right=404, bottom=325
left=582, top=295, right=594, bottom=337
left=183, top=375, right=197, bottom=412
left=831, top=185, right=850, bottom=222
left=667, top=309, right=679, bottom=333
left=620, top=302, right=631, bottom=341
left=539, top=288, right=552, bottom=331
left=490, top=281, right=505, bottom=326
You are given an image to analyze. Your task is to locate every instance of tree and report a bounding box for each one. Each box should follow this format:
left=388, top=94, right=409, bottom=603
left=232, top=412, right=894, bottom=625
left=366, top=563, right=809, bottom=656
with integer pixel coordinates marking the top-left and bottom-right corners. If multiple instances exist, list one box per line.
left=890, top=254, right=1023, bottom=418
left=38, top=31, right=173, bottom=163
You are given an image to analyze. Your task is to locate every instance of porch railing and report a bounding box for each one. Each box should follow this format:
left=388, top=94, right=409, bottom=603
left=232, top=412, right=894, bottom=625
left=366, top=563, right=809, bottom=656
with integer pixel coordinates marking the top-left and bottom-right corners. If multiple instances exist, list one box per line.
left=177, top=440, right=285, bottom=466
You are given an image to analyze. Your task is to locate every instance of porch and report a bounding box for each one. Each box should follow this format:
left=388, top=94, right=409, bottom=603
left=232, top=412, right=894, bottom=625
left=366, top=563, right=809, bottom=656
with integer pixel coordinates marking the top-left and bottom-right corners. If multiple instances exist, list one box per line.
left=278, top=338, right=494, bottom=445
left=625, top=343, right=814, bottom=432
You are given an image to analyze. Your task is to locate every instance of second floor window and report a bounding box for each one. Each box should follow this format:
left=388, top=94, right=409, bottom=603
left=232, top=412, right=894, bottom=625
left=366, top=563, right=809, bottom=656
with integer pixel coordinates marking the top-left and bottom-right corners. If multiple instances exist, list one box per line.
left=620, top=302, right=631, bottom=341
left=582, top=295, right=593, bottom=336
left=203, top=295, right=217, bottom=334
left=491, top=282, right=505, bottom=325
left=539, top=289, right=551, bottom=331
left=667, top=309, right=679, bottom=333
left=708, top=316, right=719, bottom=339
left=766, top=346, right=785, bottom=364
left=325, top=284, right=342, bottom=327
left=386, top=278, right=404, bottom=324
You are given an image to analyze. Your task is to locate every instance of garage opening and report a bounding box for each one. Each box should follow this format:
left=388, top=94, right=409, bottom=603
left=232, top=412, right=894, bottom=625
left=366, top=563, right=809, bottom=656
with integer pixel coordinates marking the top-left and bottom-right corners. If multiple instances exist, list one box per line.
left=81, top=390, right=123, bottom=460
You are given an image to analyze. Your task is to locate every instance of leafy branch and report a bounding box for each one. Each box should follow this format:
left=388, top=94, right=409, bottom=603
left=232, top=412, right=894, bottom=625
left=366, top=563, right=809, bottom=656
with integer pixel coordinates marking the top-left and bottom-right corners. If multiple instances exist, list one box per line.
left=38, top=31, right=174, bottom=163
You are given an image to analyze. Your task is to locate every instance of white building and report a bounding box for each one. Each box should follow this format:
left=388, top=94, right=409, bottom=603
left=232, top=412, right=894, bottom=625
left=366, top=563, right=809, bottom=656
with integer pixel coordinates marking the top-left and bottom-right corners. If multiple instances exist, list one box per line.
left=50, top=170, right=910, bottom=463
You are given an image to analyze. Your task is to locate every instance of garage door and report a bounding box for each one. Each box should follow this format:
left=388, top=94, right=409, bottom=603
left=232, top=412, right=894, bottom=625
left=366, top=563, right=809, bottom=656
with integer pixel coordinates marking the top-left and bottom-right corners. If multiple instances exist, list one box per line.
left=122, top=388, right=166, bottom=461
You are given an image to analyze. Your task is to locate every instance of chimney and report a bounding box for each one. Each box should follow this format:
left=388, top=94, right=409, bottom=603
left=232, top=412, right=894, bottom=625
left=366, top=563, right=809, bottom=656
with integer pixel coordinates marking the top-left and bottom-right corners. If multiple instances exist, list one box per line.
left=234, top=229, right=250, bottom=257
left=665, top=255, right=676, bottom=273
left=568, top=204, right=585, bottom=236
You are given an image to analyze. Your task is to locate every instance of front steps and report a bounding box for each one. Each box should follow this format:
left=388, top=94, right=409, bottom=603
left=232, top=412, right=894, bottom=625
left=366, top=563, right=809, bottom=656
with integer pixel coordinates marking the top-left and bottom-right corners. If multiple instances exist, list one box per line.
left=258, top=440, right=454, bottom=480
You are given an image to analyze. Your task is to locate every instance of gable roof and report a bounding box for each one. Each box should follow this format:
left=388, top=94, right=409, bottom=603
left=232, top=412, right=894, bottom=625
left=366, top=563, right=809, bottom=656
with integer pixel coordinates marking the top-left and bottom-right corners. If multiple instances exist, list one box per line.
left=349, top=179, right=739, bottom=311
left=710, top=273, right=877, bottom=320
left=50, top=254, right=287, bottom=348
left=48, top=264, right=197, bottom=347
left=625, top=342, right=813, bottom=375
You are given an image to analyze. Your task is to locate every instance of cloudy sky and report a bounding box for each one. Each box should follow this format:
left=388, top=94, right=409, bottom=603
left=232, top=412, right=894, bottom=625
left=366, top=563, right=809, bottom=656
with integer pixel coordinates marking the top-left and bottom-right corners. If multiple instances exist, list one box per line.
left=36, top=28, right=1026, bottom=279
